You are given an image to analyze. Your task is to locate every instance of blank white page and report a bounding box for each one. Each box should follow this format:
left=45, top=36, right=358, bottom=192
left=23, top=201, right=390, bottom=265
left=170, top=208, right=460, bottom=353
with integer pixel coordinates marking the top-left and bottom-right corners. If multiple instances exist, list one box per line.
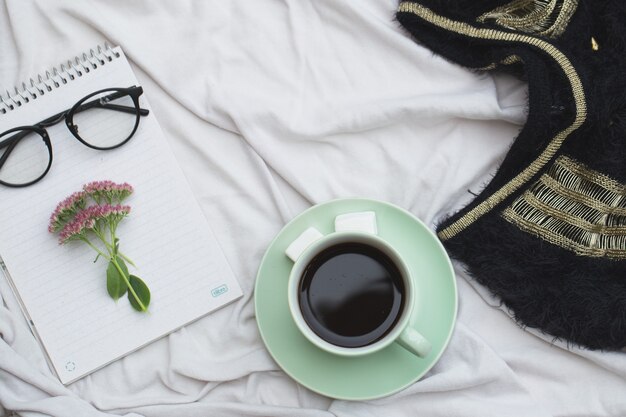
left=0, top=47, right=242, bottom=384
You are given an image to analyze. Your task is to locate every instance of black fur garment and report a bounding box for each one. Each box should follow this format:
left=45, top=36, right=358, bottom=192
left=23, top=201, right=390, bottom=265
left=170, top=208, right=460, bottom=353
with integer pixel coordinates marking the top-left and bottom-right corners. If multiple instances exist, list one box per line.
left=397, top=0, right=626, bottom=350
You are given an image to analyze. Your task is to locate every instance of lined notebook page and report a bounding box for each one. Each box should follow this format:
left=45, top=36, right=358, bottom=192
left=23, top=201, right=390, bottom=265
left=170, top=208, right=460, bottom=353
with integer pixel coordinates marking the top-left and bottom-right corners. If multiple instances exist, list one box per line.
left=0, top=47, right=242, bottom=384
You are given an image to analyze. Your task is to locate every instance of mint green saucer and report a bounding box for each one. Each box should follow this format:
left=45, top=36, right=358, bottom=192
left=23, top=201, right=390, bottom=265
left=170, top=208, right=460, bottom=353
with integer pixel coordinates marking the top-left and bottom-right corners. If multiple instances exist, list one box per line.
left=254, top=198, right=457, bottom=400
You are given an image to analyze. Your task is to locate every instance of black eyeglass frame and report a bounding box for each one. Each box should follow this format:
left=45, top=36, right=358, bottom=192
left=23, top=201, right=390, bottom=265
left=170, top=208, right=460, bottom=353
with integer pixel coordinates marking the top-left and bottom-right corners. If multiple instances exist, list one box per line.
left=0, top=86, right=149, bottom=188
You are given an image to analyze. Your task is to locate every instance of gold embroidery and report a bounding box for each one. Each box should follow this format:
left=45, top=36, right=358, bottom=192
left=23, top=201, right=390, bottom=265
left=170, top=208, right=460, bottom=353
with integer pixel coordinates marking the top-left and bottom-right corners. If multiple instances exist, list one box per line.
left=538, top=175, right=626, bottom=218
left=551, top=155, right=626, bottom=199
left=502, top=156, right=626, bottom=258
left=397, top=2, right=587, bottom=241
left=501, top=55, right=523, bottom=65
left=477, top=0, right=578, bottom=39
left=475, top=54, right=522, bottom=71
left=502, top=207, right=626, bottom=258
left=591, top=36, right=599, bottom=51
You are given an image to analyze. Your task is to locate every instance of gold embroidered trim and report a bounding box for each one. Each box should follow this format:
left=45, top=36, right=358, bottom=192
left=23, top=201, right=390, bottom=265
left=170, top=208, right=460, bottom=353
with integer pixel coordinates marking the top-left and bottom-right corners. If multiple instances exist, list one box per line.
left=502, top=156, right=626, bottom=258
left=477, top=0, right=578, bottom=38
left=539, top=175, right=626, bottom=218
left=478, top=0, right=558, bottom=32
left=501, top=55, right=523, bottom=65
left=556, top=155, right=625, bottom=195
left=397, top=2, right=587, bottom=241
left=547, top=0, right=578, bottom=38
left=475, top=54, right=522, bottom=71
left=521, top=190, right=626, bottom=236
left=502, top=207, right=626, bottom=258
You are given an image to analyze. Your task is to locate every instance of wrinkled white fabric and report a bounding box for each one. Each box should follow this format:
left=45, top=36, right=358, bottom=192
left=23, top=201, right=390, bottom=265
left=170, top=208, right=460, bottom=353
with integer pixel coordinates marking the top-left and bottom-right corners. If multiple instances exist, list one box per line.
left=1, top=1, right=625, bottom=416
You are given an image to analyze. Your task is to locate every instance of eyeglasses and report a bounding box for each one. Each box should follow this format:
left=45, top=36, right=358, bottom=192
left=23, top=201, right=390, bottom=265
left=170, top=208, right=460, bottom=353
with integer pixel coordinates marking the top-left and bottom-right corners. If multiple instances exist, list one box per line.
left=0, top=86, right=149, bottom=188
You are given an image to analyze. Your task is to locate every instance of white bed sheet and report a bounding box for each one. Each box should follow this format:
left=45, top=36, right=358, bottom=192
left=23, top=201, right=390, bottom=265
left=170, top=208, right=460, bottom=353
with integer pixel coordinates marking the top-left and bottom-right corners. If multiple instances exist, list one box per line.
left=1, top=1, right=624, bottom=416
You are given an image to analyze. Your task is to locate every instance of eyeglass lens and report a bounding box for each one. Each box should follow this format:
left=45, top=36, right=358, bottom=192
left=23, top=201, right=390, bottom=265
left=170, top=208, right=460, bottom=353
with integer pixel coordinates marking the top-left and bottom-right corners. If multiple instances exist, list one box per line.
left=0, top=130, right=50, bottom=186
left=71, top=90, right=139, bottom=149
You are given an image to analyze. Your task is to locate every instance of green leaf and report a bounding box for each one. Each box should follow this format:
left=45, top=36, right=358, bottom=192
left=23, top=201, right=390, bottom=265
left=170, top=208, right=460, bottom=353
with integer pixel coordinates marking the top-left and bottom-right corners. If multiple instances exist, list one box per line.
left=114, top=237, right=120, bottom=256
left=106, top=257, right=128, bottom=300
left=116, top=256, right=129, bottom=276
left=128, top=275, right=150, bottom=312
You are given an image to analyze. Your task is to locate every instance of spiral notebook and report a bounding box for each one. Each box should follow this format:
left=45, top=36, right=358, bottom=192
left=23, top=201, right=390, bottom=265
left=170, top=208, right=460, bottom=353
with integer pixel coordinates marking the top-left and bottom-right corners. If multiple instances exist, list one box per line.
left=0, top=45, right=242, bottom=384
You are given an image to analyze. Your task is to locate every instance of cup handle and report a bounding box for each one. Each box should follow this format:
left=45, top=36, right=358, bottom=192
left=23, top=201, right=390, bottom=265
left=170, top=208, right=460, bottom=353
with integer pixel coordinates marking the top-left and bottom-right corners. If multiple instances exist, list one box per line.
left=397, top=327, right=432, bottom=358
left=285, top=227, right=324, bottom=262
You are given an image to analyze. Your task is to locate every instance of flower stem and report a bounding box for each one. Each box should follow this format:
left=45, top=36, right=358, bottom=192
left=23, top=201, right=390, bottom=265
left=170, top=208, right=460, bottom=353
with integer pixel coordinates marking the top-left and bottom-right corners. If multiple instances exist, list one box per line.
left=109, top=223, right=116, bottom=253
left=118, top=252, right=136, bottom=267
left=111, top=256, right=147, bottom=312
left=93, top=227, right=116, bottom=254
left=81, top=237, right=108, bottom=260
left=86, top=228, right=146, bottom=312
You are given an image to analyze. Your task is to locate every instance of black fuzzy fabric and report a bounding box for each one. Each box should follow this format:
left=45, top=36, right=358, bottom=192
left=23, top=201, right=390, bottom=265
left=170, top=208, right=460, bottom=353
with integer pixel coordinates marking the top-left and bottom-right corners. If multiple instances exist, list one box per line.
left=397, top=0, right=626, bottom=350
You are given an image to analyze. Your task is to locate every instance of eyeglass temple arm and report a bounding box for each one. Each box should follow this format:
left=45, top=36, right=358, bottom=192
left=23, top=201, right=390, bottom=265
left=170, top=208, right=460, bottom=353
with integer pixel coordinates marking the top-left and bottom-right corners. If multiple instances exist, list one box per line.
left=86, top=102, right=150, bottom=116
left=73, top=91, right=149, bottom=117
left=34, top=100, right=148, bottom=130
left=8, top=89, right=149, bottom=130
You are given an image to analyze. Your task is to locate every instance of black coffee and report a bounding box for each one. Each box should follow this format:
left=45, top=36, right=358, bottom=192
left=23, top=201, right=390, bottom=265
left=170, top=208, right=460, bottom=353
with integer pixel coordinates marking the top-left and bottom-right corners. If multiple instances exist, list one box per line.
left=298, top=242, right=405, bottom=348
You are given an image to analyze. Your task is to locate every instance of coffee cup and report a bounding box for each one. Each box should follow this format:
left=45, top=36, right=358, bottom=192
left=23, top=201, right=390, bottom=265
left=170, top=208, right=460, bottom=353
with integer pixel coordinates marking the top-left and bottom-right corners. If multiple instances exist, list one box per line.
left=285, top=211, right=431, bottom=358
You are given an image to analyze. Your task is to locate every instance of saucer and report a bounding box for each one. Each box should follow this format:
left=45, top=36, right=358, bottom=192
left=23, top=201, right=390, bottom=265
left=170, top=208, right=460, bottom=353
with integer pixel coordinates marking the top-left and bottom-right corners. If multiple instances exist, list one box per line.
left=254, top=198, right=457, bottom=400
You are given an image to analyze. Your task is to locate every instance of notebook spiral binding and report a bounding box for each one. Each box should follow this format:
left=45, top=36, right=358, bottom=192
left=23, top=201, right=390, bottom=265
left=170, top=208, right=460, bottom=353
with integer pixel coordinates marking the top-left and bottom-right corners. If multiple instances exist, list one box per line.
left=0, top=43, right=121, bottom=115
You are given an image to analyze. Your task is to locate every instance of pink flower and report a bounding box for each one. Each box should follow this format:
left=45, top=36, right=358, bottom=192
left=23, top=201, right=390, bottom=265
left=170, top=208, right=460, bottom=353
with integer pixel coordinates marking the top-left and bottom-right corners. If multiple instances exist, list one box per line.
left=83, top=180, right=133, bottom=204
left=58, top=211, right=96, bottom=244
left=90, top=204, right=131, bottom=221
left=57, top=204, right=131, bottom=244
left=48, top=191, right=87, bottom=233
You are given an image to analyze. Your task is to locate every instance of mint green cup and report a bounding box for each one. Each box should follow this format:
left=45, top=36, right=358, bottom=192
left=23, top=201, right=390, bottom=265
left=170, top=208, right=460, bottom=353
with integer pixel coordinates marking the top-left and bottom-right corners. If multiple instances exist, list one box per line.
left=285, top=218, right=432, bottom=358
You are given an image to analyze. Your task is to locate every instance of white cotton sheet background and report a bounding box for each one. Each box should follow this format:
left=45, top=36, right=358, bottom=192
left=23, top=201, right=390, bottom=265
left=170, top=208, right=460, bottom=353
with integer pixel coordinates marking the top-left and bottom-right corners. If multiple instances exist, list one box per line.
left=0, top=1, right=625, bottom=416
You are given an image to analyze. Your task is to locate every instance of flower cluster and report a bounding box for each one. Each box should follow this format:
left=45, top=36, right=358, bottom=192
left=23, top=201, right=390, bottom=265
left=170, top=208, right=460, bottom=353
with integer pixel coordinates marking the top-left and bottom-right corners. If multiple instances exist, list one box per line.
left=48, top=191, right=87, bottom=233
left=58, top=210, right=96, bottom=244
left=58, top=204, right=131, bottom=244
left=48, top=182, right=133, bottom=243
left=84, top=180, right=134, bottom=204
left=49, top=180, right=150, bottom=312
